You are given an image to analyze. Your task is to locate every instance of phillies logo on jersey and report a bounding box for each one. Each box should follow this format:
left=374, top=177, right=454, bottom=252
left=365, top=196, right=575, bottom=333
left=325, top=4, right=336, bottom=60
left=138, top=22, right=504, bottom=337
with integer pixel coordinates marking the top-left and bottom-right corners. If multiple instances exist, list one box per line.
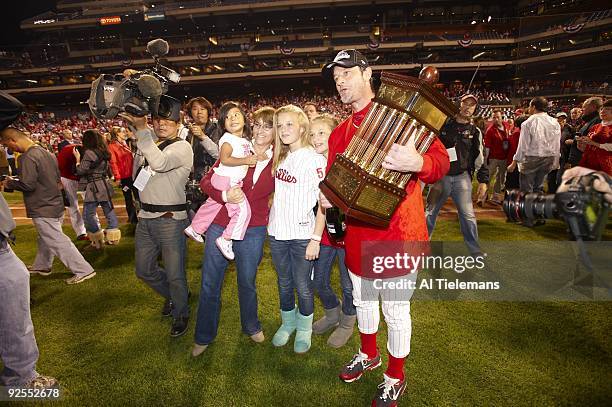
left=275, top=168, right=297, bottom=183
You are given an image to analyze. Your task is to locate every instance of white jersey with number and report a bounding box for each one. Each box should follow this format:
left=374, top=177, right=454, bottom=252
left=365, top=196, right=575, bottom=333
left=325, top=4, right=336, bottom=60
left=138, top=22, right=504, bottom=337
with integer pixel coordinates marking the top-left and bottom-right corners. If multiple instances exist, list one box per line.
left=268, top=146, right=326, bottom=240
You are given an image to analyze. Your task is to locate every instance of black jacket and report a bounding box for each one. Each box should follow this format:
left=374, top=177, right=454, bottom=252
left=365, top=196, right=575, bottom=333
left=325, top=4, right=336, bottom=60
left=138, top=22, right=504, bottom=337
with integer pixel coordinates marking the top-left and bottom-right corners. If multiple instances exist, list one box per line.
left=186, top=121, right=218, bottom=181
left=559, top=123, right=575, bottom=163
left=438, top=118, right=489, bottom=184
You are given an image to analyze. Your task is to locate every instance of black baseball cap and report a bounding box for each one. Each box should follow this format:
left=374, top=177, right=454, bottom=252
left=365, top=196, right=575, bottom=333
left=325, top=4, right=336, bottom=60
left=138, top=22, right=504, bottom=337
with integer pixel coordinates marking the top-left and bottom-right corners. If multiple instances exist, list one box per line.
left=322, top=49, right=370, bottom=80
left=153, top=94, right=181, bottom=122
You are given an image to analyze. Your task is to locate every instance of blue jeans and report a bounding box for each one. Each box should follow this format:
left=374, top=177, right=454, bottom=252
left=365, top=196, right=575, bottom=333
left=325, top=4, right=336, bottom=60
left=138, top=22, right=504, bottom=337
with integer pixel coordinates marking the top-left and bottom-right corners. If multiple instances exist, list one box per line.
left=83, top=201, right=118, bottom=233
left=0, top=242, right=39, bottom=386
left=135, top=216, right=189, bottom=319
left=268, top=237, right=314, bottom=316
left=194, top=224, right=266, bottom=345
left=426, top=172, right=482, bottom=255
left=313, top=245, right=355, bottom=316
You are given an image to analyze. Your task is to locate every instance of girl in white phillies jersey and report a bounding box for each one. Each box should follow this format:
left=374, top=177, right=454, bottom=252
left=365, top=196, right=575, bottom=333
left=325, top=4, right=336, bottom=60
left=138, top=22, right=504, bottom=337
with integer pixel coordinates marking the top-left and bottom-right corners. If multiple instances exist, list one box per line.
left=268, top=105, right=326, bottom=354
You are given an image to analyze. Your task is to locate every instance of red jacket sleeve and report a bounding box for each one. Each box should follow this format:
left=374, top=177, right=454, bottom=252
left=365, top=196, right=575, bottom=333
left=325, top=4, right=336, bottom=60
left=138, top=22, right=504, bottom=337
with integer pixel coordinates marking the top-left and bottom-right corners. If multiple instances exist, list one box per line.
left=483, top=127, right=494, bottom=148
left=108, top=144, right=121, bottom=180
left=416, top=137, right=450, bottom=184
left=199, top=160, right=223, bottom=202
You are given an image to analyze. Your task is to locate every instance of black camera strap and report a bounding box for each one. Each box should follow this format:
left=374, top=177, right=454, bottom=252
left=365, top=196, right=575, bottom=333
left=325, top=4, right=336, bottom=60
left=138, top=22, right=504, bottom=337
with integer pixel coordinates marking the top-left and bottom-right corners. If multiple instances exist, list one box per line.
left=135, top=137, right=180, bottom=178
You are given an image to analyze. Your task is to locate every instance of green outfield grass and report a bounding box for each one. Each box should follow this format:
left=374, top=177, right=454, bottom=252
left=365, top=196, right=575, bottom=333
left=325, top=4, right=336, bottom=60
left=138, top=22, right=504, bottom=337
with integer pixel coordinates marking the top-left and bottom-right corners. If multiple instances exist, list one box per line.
left=4, top=216, right=610, bottom=407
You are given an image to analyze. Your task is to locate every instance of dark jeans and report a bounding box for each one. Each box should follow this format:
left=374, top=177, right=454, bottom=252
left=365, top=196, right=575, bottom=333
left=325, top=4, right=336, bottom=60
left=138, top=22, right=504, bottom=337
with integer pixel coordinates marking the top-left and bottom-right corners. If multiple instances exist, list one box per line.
left=194, top=224, right=266, bottom=345
left=505, top=169, right=520, bottom=190
left=135, top=216, right=189, bottom=319
left=547, top=169, right=559, bottom=193
left=268, top=237, right=314, bottom=316
left=120, top=178, right=139, bottom=224
left=313, top=245, right=355, bottom=316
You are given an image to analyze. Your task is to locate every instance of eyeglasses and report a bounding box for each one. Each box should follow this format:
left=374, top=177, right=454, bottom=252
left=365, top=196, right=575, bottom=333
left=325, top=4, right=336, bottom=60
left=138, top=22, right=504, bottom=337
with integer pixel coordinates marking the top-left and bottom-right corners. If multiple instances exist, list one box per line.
left=253, top=123, right=273, bottom=131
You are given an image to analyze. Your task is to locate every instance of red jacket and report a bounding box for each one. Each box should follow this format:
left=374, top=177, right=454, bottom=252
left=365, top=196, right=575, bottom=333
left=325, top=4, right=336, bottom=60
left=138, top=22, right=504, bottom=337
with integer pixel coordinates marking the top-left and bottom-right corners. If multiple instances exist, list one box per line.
left=56, top=144, right=78, bottom=181
left=200, top=158, right=275, bottom=227
left=484, top=123, right=510, bottom=161
left=579, top=123, right=611, bottom=175
left=507, top=128, right=521, bottom=164
left=322, top=102, right=450, bottom=276
left=108, top=141, right=134, bottom=180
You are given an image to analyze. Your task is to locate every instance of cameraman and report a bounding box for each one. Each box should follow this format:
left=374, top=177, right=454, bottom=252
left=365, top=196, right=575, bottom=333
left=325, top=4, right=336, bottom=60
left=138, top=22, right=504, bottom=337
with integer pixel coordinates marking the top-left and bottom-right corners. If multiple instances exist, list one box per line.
left=121, top=95, right=194, bottom=338
left=184, top=97, right=219, bottom=182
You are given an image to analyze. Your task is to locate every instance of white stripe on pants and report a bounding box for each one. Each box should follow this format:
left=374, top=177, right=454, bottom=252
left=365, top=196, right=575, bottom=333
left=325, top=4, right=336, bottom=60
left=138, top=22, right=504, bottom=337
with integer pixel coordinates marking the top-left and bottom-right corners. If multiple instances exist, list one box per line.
left=61, top=177, right=86, bottom=236
left=349, top=271, right=415, bottom=358
left=31, top=217, right=94, bottom=277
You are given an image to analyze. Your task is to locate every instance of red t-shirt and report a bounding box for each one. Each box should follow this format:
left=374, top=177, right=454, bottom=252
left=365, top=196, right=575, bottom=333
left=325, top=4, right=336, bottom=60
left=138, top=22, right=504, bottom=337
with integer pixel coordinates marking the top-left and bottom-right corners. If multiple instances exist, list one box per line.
left=322, top=102, right=450, bottom=276
left=484, top=124, right=510, bottom=161
left=579, top=123, right=611, bottom=175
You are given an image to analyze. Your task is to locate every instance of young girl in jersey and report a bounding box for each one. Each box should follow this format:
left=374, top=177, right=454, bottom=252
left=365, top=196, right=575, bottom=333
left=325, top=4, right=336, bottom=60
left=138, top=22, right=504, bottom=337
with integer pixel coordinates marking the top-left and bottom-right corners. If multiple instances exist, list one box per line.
left=308, top=115, right=357, bottom=348
left=184, top=102, right=258, bottom=260
left=268, top=105, right=327, bottom=354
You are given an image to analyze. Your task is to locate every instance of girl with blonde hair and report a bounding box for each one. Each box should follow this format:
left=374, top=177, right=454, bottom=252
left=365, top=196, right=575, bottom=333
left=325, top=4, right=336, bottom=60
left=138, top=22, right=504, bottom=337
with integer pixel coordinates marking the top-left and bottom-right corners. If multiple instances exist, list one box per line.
left=268, top=105, right=326, bottom=354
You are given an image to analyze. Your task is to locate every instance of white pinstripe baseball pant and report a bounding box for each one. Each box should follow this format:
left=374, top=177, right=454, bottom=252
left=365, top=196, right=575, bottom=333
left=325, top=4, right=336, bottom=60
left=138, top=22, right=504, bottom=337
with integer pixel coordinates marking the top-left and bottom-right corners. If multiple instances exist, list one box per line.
left=349, top=271, right=417, bottom=358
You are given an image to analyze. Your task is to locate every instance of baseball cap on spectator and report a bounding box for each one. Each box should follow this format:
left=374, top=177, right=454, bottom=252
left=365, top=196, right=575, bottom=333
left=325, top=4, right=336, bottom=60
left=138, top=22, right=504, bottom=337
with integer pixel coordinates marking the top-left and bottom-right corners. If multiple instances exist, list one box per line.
left=460, top=94, right=478, bottom=104
left=322, top=49, right=369, bottom=81
left=555, top=112, right=568, bottom=118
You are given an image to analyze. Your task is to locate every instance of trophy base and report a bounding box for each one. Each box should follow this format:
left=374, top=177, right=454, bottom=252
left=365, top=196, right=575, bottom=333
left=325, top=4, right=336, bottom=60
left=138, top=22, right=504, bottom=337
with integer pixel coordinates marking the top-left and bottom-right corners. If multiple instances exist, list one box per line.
left=320, top=154, right=406, bottom=228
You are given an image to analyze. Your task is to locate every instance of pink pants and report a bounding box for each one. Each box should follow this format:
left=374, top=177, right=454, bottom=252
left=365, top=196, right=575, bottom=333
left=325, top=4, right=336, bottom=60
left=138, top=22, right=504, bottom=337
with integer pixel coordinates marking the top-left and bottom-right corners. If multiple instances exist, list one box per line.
left=190, top=173, right=251, bottom=240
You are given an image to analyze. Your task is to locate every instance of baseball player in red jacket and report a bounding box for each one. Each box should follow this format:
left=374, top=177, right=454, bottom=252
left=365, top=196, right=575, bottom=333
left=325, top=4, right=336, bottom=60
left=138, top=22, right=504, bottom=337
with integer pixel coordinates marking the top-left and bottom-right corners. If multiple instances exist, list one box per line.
left=320, top=49, right=450, bottom=407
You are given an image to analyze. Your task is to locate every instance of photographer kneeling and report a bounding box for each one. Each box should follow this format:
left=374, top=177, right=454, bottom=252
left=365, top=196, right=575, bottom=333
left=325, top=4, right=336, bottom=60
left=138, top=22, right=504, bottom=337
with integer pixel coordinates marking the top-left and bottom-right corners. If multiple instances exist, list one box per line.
left=121, top=95, right=194, bottom=337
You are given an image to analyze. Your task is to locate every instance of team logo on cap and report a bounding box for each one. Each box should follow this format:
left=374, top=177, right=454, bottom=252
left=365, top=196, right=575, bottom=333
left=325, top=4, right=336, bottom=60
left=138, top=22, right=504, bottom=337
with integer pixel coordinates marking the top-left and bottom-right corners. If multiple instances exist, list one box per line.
left=334, top=50, right=351, bottom=62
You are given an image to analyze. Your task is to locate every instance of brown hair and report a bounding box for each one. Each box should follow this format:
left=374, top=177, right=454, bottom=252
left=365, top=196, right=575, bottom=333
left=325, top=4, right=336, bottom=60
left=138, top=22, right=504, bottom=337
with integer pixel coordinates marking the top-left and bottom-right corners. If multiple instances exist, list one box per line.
left=252, top=106, right=275, bottom=126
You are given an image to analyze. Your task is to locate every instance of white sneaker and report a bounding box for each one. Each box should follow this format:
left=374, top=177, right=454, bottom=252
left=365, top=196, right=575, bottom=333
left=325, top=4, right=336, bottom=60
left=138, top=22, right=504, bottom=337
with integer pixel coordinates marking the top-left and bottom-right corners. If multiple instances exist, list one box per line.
left=65, top=271, right=96, bottom=285
left=184, top=225, right=204, bottom=243
left=215, top=237, right=235, bottom=260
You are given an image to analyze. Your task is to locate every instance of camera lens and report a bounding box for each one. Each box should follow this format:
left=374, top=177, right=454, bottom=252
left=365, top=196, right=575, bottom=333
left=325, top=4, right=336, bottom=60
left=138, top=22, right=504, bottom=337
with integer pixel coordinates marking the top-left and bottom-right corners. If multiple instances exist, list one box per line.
left=503, top=189, right=558, bottom=222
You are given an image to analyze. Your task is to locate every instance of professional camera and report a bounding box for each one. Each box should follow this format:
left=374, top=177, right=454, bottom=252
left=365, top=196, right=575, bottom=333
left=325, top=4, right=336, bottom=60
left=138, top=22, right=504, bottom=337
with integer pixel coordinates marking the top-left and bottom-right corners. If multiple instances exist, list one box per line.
left=185, top=178, right=206, bottom=216
left=88, top=39, right=180, bottom=119
left=503, top=173, right=610, bottom=241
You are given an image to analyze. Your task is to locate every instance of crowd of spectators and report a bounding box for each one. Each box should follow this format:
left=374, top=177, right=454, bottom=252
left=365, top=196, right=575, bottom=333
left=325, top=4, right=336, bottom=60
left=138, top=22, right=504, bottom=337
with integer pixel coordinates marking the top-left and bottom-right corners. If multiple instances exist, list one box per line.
left=516, top=79, right=609, bottom=97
